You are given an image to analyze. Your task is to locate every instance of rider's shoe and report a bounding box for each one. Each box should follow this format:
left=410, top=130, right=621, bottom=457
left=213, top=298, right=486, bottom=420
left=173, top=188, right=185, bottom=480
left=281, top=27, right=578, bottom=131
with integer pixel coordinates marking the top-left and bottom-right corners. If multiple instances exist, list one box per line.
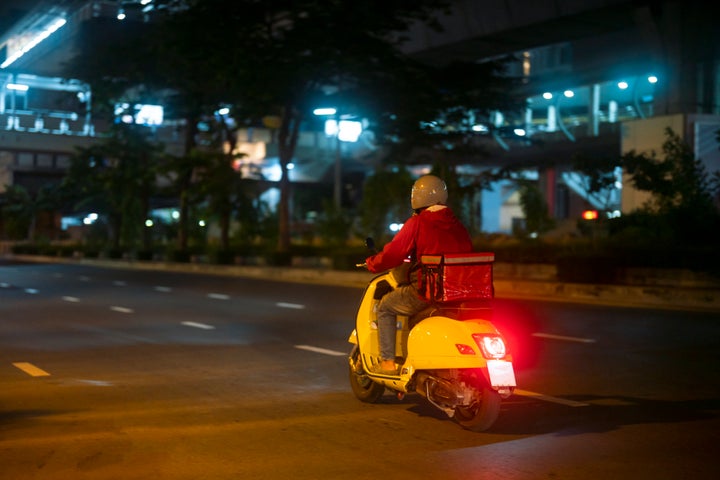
left=370, top=360, right=399, bottom=375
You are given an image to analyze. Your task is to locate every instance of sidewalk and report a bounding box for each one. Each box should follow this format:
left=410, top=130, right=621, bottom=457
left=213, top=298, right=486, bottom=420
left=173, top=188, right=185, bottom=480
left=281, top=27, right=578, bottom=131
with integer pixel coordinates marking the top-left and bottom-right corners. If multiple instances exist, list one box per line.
left=6, top=254, right=720, bottom=312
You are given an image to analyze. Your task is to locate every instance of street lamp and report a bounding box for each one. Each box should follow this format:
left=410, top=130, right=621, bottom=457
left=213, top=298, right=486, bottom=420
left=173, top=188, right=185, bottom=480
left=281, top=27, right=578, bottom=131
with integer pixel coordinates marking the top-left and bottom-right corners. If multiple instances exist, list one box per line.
left=313, top=107, right=342, bottom=208
left=313, top=107, right=363, bottom=208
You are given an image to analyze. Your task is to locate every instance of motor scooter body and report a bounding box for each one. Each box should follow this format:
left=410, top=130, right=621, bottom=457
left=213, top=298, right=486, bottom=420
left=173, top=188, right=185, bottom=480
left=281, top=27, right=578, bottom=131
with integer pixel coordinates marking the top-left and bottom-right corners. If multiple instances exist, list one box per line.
left=348, top=269, right=516, bottom=432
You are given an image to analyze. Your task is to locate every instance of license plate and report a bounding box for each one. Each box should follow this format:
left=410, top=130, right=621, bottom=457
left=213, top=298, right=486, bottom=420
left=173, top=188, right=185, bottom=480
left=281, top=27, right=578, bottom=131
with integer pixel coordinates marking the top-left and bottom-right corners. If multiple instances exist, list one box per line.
left=487, top=359, right=516, bottom=387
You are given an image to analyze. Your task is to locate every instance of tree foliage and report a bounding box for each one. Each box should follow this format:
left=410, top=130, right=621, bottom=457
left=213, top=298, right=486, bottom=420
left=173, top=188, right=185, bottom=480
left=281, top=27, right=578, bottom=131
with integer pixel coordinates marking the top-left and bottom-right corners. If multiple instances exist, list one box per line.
left=66, top=0, right=522, bottom=253
left=617, top=128, right=720, bottom=245
left=61, top=124, right=163, bottom=250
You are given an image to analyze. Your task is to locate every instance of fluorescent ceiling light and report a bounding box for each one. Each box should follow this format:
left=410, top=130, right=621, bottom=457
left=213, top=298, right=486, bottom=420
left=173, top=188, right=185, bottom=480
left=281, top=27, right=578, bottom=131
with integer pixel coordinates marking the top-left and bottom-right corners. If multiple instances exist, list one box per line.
left=7, top=83, right=29, bottom=91
left=1, top=17, right=67, bottom=69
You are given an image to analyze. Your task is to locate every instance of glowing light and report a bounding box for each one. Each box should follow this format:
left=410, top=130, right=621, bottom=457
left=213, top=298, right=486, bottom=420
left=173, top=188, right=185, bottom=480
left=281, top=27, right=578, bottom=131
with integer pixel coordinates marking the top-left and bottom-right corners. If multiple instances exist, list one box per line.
left=1, top=18, right=67, bottom=69
left=582, top=210, right=599, bottom=220
left=313, top=107, right=337, bottom=116
left=647, top=75, right=658, bottom=84
left=198, top=220, right=206, bottom=227
left=472, top=124, right=488, bottom=132
left=563, top=90, right=574, bottom=98
left=117, top=9, right=126, bottom=20
left=6, top=83, right=29, bottom=91
left=618, top=81, right=629, bottom=90
left=83, top=213, right=99, bottom=225
left=324, top=119, right=362, bottom=142
left=513, top=128, right=526, bottom=136
left=145, top=219, right=154, bottom=227
left=389, top=223, right=404, bottom=232
left=542, top=92, right=553, bottom=100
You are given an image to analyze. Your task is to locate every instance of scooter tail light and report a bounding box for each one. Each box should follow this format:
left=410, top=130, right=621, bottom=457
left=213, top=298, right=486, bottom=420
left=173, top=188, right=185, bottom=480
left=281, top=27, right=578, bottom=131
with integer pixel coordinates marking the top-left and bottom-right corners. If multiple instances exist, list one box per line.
left=472, top=334, right=507, bottom=359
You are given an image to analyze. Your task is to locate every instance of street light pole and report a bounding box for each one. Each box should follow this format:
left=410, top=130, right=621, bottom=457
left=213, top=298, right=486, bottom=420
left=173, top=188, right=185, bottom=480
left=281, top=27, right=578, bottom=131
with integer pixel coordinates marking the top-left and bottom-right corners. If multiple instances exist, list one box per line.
left=334, top=113, right=341, bottom=209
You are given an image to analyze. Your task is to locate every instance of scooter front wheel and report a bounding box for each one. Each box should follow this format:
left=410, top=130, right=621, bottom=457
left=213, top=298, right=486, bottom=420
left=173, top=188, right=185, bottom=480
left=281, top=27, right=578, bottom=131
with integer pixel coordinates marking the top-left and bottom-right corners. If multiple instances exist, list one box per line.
left=348, top=345, right=385, bottom=403
left=454, top=386, right=501, bottom=432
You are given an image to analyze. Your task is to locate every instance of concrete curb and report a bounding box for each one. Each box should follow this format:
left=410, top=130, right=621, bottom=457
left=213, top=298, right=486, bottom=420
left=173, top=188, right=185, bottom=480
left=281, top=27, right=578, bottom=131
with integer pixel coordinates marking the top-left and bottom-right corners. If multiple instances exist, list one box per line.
left=5, top=254, right=720, bottom=312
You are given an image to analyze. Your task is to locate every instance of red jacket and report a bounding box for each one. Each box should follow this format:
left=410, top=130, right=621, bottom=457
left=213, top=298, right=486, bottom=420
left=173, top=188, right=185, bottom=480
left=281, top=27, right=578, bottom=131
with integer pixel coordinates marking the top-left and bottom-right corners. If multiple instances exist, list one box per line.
left=366, top=205, right=473, bottom=274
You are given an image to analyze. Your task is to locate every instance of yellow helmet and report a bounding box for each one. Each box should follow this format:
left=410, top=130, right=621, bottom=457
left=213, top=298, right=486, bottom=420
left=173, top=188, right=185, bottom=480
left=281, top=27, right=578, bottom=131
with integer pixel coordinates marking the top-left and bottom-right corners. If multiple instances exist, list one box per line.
left=411, top=175, right=448, bottom=209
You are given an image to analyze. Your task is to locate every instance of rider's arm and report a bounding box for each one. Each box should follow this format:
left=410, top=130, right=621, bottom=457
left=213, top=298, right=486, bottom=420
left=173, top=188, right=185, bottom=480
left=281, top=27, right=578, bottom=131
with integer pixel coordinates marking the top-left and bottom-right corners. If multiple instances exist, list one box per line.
left=365, top=216, right=419, bottom=273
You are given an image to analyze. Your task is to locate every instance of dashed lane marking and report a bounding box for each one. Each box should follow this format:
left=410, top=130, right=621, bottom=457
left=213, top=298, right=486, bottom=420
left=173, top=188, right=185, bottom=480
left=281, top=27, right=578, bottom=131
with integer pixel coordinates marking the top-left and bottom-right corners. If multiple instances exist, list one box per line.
left=532, top=332, right=596, bottom=343
left=277, top=302, right=305, bottom=310
left=62, top=296, right=80, bottom=303
left=154, top=286, right=172, bottom=293
left=113, top=281, right=127, bottom=286
left=110, top=306, right=134, bottom=314
left=207, top=293, right=230, bottom=300
left=0, top=282, right=10, bottom=288
left=181, top=321, right=216, bottom=330
left=514, top=389, right=590, bottom=407
left=24, top=288, right=39, bottom=294
left=13, top=362, right=50, bottom=377
left=295, top=345, right=346, bottom=356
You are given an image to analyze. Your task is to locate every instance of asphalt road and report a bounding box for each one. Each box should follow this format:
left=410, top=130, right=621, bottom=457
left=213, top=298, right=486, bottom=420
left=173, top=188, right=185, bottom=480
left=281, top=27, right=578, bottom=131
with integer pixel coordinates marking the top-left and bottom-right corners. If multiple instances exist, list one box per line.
left=1, top=261, right=719, bottom=479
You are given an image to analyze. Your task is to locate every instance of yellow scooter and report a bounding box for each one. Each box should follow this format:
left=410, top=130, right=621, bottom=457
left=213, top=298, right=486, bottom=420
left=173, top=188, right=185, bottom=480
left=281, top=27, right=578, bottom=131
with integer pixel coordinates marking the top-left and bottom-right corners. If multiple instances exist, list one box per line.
left=348, top=253, right=516, bottom=432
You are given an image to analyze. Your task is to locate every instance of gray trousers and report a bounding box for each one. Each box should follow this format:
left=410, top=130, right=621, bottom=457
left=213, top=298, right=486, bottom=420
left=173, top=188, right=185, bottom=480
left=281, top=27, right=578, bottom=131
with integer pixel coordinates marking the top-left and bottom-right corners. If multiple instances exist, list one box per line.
left=376, top=285, right=429, bottom=361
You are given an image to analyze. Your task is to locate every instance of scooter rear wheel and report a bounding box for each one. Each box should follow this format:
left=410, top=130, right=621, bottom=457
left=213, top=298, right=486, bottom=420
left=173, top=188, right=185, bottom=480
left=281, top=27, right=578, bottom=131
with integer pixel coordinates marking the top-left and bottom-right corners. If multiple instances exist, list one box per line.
left=454, top=386, right=501, bottom=432
left=348, top=346, right=385, bottom=403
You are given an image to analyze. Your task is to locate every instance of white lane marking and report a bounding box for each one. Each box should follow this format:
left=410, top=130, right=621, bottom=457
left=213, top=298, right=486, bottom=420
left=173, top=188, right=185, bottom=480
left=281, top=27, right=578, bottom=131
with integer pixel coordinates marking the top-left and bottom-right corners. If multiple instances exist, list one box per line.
left=277, top=302, right=305, bottom=310
left=154, top=286, right=172, bottom=293
left=208, top=293, right=230, bottom=300
left=0, top=282, right=10, bottom=288
left=53, top=273, right=63, bottom=278
left=13, top=362, right=50, bottom=377
left=24, top=288, right=39, bottom=294
left=79, top=276, right=90, bottom=282
left=74, top=379, right=113, bottom=387
left=295, top=345, right=346, bottom=356
left=62, top=296, right=80, bottom=303
left=514, top=389, right=590, bottom=407
left=532, top=332, right=596, bottom=344
left=110, top=306, right=134, bottom=314
left=113, top=280, right=127, bottom=286
left=181, top=321, right=216, bottom=330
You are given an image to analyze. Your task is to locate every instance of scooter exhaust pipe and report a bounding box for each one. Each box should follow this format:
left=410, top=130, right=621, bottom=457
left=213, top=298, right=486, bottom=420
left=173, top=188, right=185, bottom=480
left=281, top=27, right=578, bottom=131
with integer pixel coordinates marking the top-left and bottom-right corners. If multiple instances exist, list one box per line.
left=414, top=372, right=464, bottom=416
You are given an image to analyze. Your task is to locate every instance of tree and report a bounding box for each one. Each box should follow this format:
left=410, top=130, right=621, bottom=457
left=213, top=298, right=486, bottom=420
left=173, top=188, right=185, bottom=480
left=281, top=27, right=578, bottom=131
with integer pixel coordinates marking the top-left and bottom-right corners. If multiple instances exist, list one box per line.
left=1, top=184, right=60, bottom=241
left=67, top=0, right=519, bottom=254
left=620, top=127, right=720, bottom=245
left=358, top=168, right=414, bottom=243
left=516, top=179, right=555, bottom=237
left=62, top=124, right=163, bottom=250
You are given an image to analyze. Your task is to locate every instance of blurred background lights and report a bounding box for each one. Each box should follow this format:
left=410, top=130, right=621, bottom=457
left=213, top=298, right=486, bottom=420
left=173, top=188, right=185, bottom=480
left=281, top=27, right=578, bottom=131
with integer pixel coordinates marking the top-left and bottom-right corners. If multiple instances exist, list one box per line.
left=83, top=213, right=98, bottom=225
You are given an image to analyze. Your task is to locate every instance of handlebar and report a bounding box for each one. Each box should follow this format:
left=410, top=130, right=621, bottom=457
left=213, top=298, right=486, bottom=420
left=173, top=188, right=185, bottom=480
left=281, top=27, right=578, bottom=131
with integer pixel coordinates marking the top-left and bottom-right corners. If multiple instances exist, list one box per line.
left=356, top=262, right=367, bottom=269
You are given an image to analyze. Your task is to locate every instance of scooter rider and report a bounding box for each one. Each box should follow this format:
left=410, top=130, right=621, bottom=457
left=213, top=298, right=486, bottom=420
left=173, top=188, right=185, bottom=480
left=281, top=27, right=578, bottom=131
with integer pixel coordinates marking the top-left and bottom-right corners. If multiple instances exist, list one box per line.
left=364, top=174, right=473, bottom=374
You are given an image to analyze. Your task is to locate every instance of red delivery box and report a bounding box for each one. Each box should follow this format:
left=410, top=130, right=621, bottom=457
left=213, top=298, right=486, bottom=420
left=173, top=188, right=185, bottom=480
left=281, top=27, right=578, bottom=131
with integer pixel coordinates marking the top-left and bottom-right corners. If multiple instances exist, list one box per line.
left=419, top=252, right=494, bottom=303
